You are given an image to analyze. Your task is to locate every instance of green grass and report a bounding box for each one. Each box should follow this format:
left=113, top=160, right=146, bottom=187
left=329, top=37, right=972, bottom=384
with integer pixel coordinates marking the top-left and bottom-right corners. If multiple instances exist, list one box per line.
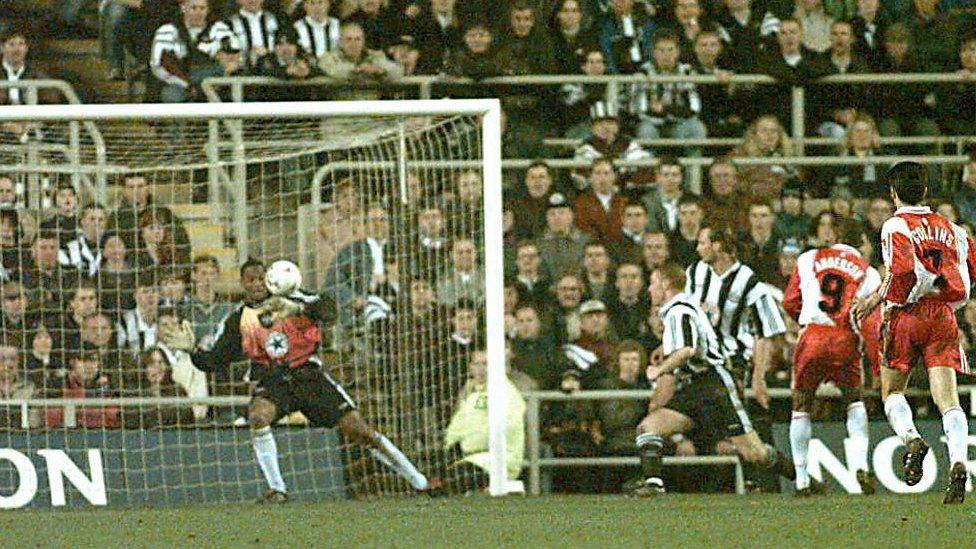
left=4, top=494, right=976, bottom=548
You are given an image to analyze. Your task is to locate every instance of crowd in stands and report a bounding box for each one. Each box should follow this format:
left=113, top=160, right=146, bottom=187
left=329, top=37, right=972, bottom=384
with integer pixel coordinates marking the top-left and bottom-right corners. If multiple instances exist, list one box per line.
left=0, top=0, right=975, bottom=492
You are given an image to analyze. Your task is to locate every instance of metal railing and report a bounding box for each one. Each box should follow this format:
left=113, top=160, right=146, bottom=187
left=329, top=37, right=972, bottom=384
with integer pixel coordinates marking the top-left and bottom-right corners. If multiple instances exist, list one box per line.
left=0, top=79, right=109, bottom=205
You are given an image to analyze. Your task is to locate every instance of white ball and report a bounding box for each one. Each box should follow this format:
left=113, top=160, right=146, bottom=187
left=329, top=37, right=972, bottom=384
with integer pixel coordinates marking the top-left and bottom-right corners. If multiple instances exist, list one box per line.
left=264, top=260, right=302, bottom=296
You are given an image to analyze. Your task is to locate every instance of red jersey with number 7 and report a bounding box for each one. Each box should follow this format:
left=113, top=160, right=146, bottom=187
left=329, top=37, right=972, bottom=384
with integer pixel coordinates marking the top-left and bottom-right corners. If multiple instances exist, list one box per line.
left=879, top=206, right=976, bottom=309
left=783, top=244, right=880, bottom=329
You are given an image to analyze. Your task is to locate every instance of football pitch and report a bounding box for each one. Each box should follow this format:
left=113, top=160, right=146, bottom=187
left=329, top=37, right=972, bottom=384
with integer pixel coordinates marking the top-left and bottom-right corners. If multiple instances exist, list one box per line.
left=4, top=494, right=975, bottom=548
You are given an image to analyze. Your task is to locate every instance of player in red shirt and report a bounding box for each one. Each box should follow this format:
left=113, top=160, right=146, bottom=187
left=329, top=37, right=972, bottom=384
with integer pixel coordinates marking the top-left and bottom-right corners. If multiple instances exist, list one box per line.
left=853, top=162, right=973, bottom=504
left=783, top=235, right=880, bottom=496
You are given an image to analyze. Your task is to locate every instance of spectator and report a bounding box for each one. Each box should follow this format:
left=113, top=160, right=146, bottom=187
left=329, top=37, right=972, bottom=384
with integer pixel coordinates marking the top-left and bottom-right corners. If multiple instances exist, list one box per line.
left=592, top=340, right=651, bottom=479
left=510, top=303, right=565, bottom=389
left=24, top=230, right=77, bottom=313
left=134, top=207, right=192, bottom=268
left=738, top=201, right=781, bottom=283
left=0, top=175, right=37, bottom=245
left=772, top=238, right=802, bottom=289
left=692, top=30, right=743, bottom=137
left=444, top=169, right=483, bottom=238
left=81, top=312, right=118, bottom=357
left=0, top=281, right=38, bottom=344
left=733, top=114, right=800, bottom=202
left=811, top=20, right=869, bottom=140
left=110, top=174, right=153, bottom=249
left=534, top=192, right=590, bottom=280
left=96, top=231, right=138, bottom=315
left=641, top=230, right=670, bottom=273
left=611, top=202, right=648, bottom=265
left=559, top=48, right=608, bottom=138
left=0, top=343, right=39, bottom=429
left=253, top=27, right=319, bottom=91
left=713, top=0, right=781, bottom=72
left=0, top=209, right=22, bottom=280
left=153, top=310, right=209, bottom=419
left=26, top=325, right=56, bottom=386
left=755, top=18, right=831, bottom=120
left=444, top=21, right=506, bottom=81
left=550, top=0, right=599, bottom=74
left=346, top=0, right=404, bottom=54
left=408, top=0, right=463, bottom=73
left=669, top=195, right=704, bottom=267
left=54, top=281, right=101, bottom=360
left=319, top=22, right=403, bottom=100
left=955, top=158, right=976, bottom=228
left=159, top=268, right=191, bottom=308
left=181, top=254, right=237, bottom=347
left=59, top=203, right=108, bottom=278
left=410, top=203, right=450, bottom=280
left=225, top=0, right=281, bottom=69
left=499, top=3, right=556, bottom=75
left=850, top=0, right=888, bottom=69
left=0, top=29, right=58, bottom=139
left=562, top=299, right=616, bottom=390
left=668, top=0, right=712, bottom=60
left=580, top=241, right=613, bottom=302
left=552, top=273, right=586, bottom=342
left=388, top=34, right=429, bottom=76
left=151, top=0, right=241, bottom=104
left=437, top=238, right=484, bottom=307
left=938, top=36, right=976, bottom=137
left=51, top=346, right=114, bottom=399
left=606, top=262, right=648, bottom=339
left=130, top=347, right=199, bottom=426
left=901, top=0, right=960, bottom=72
left=873, top=22, right=939, bottom=151
left=324, top=203, right=389, bottom=326
left=574, top=158, right=628, bottom=246
left=513, top=242, right=552, bottom=306
left=117, top=273, right=161, bottom=355
left=599, top=0, right=657, bottom=74
left=701, top=159, right=749, bottom=231
left=640, top=157, right=688, bottom=234
left=509, top=162, right=553, bottom=241
left=863, top=196, right=893, bottom=265
left=794, top=0, right=835, bottom=53
left=101, top=0, right=139, bottom=80
left=822, top=113, right=886, bottom=198
left=39, top=184, right=79, bottom=247
left=446, top=300, right=481, bottom=354
left=775, top=184, right=811, bottom=242
left=573, top=102, right=653, bottom=189
left=315, top=178, right=365, bottom=283
left=629, top=29, right=707, bottom=154
left=292, top=0, right=341, bottom=58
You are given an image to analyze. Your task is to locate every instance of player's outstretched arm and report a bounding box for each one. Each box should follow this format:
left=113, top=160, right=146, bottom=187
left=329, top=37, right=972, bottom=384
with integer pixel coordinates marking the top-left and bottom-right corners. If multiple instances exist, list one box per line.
left=187, top=307, right=246, bottom=373
left=647, top=347, right=695, bottom=381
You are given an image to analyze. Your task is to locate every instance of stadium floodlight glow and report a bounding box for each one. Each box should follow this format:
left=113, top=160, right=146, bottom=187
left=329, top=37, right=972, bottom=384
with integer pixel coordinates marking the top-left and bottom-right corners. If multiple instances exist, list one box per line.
left=0, top=99, right=514, bottom=499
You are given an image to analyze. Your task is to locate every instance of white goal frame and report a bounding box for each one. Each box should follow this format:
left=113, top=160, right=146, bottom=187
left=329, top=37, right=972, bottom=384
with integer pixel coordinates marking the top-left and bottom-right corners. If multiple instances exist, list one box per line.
left=0, top=99, right=513, bottom=497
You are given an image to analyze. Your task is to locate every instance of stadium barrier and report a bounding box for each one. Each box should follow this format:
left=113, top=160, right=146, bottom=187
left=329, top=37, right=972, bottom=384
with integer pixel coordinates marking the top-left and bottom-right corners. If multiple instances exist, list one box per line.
left=521, top=386, right=976, bottom=496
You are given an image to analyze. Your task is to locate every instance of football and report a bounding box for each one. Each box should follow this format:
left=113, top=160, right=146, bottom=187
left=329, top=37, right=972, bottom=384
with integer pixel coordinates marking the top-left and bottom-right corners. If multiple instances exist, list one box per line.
left=264, top=260, right=302, bottom=296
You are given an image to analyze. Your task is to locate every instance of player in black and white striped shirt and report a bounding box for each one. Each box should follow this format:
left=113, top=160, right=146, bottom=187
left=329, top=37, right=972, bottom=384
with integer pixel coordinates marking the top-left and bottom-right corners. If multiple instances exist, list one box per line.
left=292, top=0, right=340, bottom=58
left=684, top=225, right=788, bottom=408
left=633, top=263, right=794, bottom=496
left=226, top=0, right=280, bottom=67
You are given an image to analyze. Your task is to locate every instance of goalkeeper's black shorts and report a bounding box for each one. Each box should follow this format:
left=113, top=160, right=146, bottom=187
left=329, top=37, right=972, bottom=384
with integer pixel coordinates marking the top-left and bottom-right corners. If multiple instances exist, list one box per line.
left=251, top=359, right=357, bottom=428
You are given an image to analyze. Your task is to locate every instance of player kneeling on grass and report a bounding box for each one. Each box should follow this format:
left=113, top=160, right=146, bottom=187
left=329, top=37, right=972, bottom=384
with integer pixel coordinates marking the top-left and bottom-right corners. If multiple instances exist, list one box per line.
left=634, top=263, right=795, bottom=496
left=161, top=258, right=434, bottom=502
left=782, top=236, right=880, bottom=496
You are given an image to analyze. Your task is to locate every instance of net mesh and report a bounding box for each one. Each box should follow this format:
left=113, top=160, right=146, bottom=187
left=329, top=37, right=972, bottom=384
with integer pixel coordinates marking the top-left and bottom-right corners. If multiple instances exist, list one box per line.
left=0, top=110, right=488, bottom=506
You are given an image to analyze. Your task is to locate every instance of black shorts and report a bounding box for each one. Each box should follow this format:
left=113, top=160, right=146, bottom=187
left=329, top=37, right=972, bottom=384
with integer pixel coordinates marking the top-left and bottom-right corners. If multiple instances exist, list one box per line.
left=667, top=368, right=752, bottom=442
left=251, top=361, right=357, bottom=428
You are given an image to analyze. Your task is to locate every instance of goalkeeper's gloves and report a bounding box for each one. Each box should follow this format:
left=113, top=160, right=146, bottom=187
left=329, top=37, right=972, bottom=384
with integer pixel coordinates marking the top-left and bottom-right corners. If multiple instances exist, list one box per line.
left=256, top=296, right=305, bottom=328
left=159, top=320, right=196, bottom=351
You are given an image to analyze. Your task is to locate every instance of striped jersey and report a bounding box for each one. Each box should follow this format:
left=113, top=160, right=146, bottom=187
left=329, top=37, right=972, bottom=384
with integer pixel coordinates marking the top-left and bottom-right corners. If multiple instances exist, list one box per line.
left=226, top=10, right=280, bottom=64
left=685, top=260, right=787, bottom=359
left=293, top=15, right=341, bottom=58
left=150, top=21, right=238, bottom=87
left=659, top=292, right=727, bottom=383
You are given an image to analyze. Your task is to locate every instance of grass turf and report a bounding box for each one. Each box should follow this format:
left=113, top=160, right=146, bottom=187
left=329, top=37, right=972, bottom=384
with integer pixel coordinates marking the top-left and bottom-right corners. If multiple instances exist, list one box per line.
left=4, top=493, right=975, bottom=548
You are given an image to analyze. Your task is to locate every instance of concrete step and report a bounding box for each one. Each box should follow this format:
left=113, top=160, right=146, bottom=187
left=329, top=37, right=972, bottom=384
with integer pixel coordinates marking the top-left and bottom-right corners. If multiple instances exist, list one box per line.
left=185, top=222, right=224, bottom=250
left=169, top=204, right=214, bottom=222
left=46, top=39, right=101, bottom=57
left=107, top=183, right=193, bottom=207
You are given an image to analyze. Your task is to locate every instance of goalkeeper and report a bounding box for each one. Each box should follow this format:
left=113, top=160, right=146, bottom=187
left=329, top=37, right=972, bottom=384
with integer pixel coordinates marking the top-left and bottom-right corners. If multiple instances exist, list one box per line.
left=160, top=259, right=433, bottom=502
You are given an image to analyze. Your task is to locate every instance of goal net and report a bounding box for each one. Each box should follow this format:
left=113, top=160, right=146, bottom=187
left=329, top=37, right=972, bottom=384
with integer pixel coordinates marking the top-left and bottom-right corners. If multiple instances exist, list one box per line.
left=0, top=100, right=508, bottom=508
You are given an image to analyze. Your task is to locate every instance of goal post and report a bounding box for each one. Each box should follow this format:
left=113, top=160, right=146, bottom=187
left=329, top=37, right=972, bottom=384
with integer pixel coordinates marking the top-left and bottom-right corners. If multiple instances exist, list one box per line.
left=0, top=99, right=514, bottom=502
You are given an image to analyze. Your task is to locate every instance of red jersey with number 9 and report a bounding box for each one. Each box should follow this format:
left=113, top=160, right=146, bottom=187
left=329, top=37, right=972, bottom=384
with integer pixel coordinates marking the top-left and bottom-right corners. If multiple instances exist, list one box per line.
left=879, top=206, right=976, bottom=309
left=783, top=244, right=880, bottom=329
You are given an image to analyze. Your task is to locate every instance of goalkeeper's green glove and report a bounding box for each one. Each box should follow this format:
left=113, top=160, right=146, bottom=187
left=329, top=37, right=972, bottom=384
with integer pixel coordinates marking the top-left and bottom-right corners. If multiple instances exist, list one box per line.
left=159, top=320, right=196, bottom=351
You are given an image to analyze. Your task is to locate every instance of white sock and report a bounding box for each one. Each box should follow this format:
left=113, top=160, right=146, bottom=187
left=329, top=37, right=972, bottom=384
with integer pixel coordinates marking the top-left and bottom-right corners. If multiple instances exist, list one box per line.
left=942, top=407, right=969, bottom=466
left=252, top=426, right=286, bottom=493
left=373, top=434, right=428, bottom=491
left=846, top=401, right=870, bottom=472
left=790, top=411, right=812, bottom=490
left=883, top=393, right=920, bottom=444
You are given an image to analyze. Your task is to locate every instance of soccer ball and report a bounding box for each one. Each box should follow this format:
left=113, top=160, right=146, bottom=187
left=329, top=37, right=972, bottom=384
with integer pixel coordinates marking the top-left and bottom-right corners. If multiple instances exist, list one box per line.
left=264, top=260, right=302, bottom=296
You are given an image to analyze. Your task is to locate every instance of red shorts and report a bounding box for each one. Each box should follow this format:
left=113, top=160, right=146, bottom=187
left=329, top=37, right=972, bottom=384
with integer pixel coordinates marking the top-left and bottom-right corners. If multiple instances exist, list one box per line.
left=882, top=300, right=969, bottom=374
left=860, top=309, right=882, bottom=376
left=793, top=324, right=862, bottom=390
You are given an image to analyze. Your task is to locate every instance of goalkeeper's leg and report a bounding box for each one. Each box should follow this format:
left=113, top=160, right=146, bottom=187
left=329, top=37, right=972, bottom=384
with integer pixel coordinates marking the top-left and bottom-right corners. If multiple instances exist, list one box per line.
left=338, top=411, right=430, bottom=492
left=250, top=397, right=288, bottom=496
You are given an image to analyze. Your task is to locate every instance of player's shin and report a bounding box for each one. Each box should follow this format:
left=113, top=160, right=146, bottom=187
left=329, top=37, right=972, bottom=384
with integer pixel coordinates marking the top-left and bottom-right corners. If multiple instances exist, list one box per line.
left=636, top=433, right=665, bottom=486
left=883, top=393, right=921, bottom=443
left=789, top=412, right=812, bottom=489
left=846, top=402, right=870, bottom=472
left=370, top=433, right=429, bottom=491
left=942, top=406, right=969, bottom=466
left=252, top=426, right=287, bottom=493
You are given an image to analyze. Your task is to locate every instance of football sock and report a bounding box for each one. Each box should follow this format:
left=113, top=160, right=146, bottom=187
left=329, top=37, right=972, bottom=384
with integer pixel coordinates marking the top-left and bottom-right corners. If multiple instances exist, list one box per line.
left=846, top=402, right=870, bottom=473
left=636, top=433, right=664, bottom=484
left=252, top=426, right=287, bottom=493
left=883, top=393, right=920, bottom=444
left=942, top=407, right=969, bottom=466
left=790, top=412, right=812, bottom=489
left=372, top=433, right=429, bottom=491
